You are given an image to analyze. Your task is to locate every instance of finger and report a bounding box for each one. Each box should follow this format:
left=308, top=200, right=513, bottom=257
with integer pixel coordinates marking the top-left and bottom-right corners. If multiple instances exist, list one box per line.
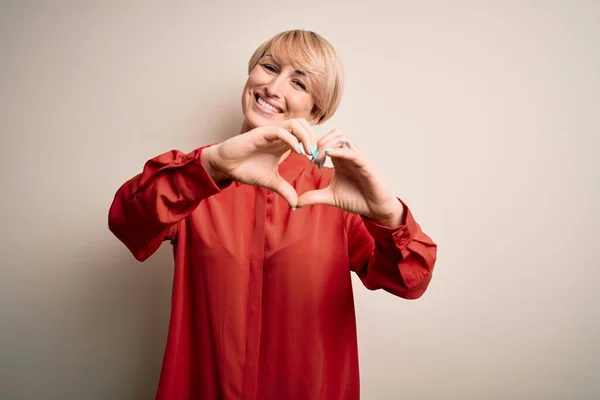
left=297, top=187, right=335, bottom=208
left=333, top=138, right=356, bottom=150
left=283, top=119, right=314, bottom=157
left=315, top=131, right=347, bottom=165
left=317, top=128, right=343, bottom=148
left=323, top=146, right=361, bottom=163
left=323, top=137, right=358, bottom=154
left=259, top=126, right=303, bottom=155
left=269, top=176, right=299, bottom=208
left=296, top=118, right=318, bottom=155
left=311, top=130, right=342, bottom=167
left=325, top=143, right=373, bottom=175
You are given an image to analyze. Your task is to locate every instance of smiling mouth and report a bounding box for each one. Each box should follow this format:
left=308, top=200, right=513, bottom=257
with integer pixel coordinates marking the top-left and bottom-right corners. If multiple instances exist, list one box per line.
left=255, top=94, right=283, bottom=114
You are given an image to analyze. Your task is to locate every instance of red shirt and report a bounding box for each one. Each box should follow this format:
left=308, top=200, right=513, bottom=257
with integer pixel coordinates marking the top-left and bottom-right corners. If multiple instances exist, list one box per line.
left=108, top=145, right=437, bottom=399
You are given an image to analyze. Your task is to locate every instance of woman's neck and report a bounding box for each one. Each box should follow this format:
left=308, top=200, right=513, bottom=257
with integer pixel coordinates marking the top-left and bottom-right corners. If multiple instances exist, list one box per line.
left=240, top=120, right=252, bottom=134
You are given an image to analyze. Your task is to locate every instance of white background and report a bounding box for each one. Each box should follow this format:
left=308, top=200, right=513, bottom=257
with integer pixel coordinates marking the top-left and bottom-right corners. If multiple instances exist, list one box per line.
left=1, top=1, right=598, bottom=398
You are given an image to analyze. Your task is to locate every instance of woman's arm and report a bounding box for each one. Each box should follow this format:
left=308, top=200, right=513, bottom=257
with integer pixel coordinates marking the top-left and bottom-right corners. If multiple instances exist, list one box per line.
left=108, top=122, right=318, bottom=261
left=108, top=145, right=229, bottom=261
left=345, top=198, right=437, bottom=299
left=294, top=128, right=437, bottom=298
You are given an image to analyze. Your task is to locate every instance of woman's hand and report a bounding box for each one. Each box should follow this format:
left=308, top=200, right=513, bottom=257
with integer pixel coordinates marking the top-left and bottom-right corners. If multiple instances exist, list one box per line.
left=298, top=129, right=405, bottom=227
left=202, top=119, right=317, bottom=207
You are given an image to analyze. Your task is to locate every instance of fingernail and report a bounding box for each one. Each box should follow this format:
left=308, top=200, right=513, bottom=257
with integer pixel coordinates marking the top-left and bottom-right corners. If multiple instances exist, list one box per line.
left=291, top=206, right=296, bottom=211
left=297, top=144, right=306, bottom=155
left=323, top=147, right=335, bottom=152
left=317, top=160, right=324, bottom=169
left=311, top=145, right=318, bottom=159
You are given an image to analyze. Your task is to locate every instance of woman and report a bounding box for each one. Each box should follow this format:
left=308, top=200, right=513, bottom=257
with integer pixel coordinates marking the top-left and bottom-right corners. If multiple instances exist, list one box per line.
left=109, top=30, right=437, bottom=400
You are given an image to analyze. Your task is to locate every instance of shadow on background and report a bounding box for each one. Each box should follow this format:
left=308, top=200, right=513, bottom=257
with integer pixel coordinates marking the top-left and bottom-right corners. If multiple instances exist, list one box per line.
left=86, top=101, right=245, bottom=399
left=0, top=95, right=246, bottom=400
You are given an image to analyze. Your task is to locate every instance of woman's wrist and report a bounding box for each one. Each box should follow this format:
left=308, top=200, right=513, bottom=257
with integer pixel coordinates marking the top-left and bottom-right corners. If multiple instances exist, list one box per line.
left=372, top=199, right=405, bottom=228
left=201, top=145, right=229, bottom=183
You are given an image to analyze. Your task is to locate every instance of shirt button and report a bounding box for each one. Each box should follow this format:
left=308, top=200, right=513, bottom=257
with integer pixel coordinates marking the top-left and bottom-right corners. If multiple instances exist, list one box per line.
left=173, top=157, right=183, bottom=164
left=394, top=230, right=404, bottom=238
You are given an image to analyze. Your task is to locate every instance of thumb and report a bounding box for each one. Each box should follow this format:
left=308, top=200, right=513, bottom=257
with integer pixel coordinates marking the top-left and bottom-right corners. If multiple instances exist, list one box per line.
left=269, top=177, right=299, bottom=208
left=297, top=187, right=334, bottom=208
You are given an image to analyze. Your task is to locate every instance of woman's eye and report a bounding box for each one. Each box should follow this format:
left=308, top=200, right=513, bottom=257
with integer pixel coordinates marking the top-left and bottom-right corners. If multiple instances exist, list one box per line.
left=293, top=80, right=307, bottom=91
left=262, top=64, right=277, bottom=73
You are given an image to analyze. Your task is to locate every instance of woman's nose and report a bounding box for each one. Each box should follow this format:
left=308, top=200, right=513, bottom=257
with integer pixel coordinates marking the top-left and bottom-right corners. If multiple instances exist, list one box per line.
left=265, top=76, right=285, bottom=98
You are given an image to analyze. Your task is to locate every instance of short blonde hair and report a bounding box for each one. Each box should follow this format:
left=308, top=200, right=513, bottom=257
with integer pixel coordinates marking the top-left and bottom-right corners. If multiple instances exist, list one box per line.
left=247, top=30, right=344, bottom=124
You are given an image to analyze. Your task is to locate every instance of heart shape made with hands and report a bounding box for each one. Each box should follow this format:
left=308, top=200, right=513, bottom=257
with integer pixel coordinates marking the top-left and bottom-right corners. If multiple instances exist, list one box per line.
left=205, top=122, right=403, bottom=225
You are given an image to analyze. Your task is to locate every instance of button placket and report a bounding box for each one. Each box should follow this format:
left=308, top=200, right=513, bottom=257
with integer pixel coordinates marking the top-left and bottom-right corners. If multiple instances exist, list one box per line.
left=265, top=189, right=273, bottom=219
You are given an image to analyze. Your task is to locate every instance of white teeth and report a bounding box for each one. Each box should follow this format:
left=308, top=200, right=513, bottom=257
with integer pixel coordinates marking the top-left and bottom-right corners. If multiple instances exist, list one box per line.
left=257, top=96, right=281, bottom=113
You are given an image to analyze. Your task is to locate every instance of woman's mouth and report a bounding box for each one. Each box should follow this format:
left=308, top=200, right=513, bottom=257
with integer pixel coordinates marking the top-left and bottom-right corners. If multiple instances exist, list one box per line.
left=255, top=94, right=283, bottom=114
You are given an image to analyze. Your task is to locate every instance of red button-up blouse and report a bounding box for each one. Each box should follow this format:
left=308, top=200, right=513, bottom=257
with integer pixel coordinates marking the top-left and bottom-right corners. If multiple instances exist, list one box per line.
left=108, top=145, right=437, bottom=399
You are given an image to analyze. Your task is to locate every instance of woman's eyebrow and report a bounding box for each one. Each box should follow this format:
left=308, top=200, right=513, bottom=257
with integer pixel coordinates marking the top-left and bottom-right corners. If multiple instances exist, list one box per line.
left=263, top=53, right=277, bottom=62
left=263, top=53, right=306, bottom=76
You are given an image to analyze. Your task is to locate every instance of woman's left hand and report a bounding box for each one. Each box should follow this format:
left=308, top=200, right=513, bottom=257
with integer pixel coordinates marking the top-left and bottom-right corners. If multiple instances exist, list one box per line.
left=296, top=129, right=405, bottom=227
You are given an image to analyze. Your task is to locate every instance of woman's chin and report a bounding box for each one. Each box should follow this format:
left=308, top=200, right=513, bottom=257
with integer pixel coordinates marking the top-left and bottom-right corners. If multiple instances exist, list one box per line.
left=244, top=112, right=282, bottom=129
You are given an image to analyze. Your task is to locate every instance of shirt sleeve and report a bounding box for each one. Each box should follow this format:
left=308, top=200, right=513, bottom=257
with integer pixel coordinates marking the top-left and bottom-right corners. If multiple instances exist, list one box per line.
left=345, top=198, right=438, bottom=299
left=108, top=145, right=231, bottom=261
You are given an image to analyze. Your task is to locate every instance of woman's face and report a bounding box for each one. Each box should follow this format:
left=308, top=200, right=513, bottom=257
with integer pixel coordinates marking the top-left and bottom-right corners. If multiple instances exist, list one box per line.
left=241, top=53, right=316, bottom=130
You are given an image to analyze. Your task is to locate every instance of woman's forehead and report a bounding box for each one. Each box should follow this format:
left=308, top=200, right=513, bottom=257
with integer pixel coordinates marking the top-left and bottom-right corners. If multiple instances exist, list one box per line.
left=263, top=49, right=293, bottom=65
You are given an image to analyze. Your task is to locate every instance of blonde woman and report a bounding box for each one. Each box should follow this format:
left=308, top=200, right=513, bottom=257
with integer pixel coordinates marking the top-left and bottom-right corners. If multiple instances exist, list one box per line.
left=109, top=29, right=437, bottom=400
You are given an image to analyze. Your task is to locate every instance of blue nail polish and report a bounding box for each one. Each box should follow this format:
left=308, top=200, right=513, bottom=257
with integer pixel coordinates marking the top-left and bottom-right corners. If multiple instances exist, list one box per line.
left=317, top=160, right=324, bottom=169
left=312, top=148, right=319, bottom=162
left=297, top=144, right=306, bottom=155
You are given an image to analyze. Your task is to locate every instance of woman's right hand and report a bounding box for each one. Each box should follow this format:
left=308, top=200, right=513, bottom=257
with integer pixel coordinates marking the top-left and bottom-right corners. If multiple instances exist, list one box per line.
left=201, top=118, right=318, bottom=207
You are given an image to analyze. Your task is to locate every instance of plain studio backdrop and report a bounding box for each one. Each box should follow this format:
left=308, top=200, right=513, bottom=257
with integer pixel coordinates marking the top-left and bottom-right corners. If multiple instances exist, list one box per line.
left=1, top=1, right=598, bottom=399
